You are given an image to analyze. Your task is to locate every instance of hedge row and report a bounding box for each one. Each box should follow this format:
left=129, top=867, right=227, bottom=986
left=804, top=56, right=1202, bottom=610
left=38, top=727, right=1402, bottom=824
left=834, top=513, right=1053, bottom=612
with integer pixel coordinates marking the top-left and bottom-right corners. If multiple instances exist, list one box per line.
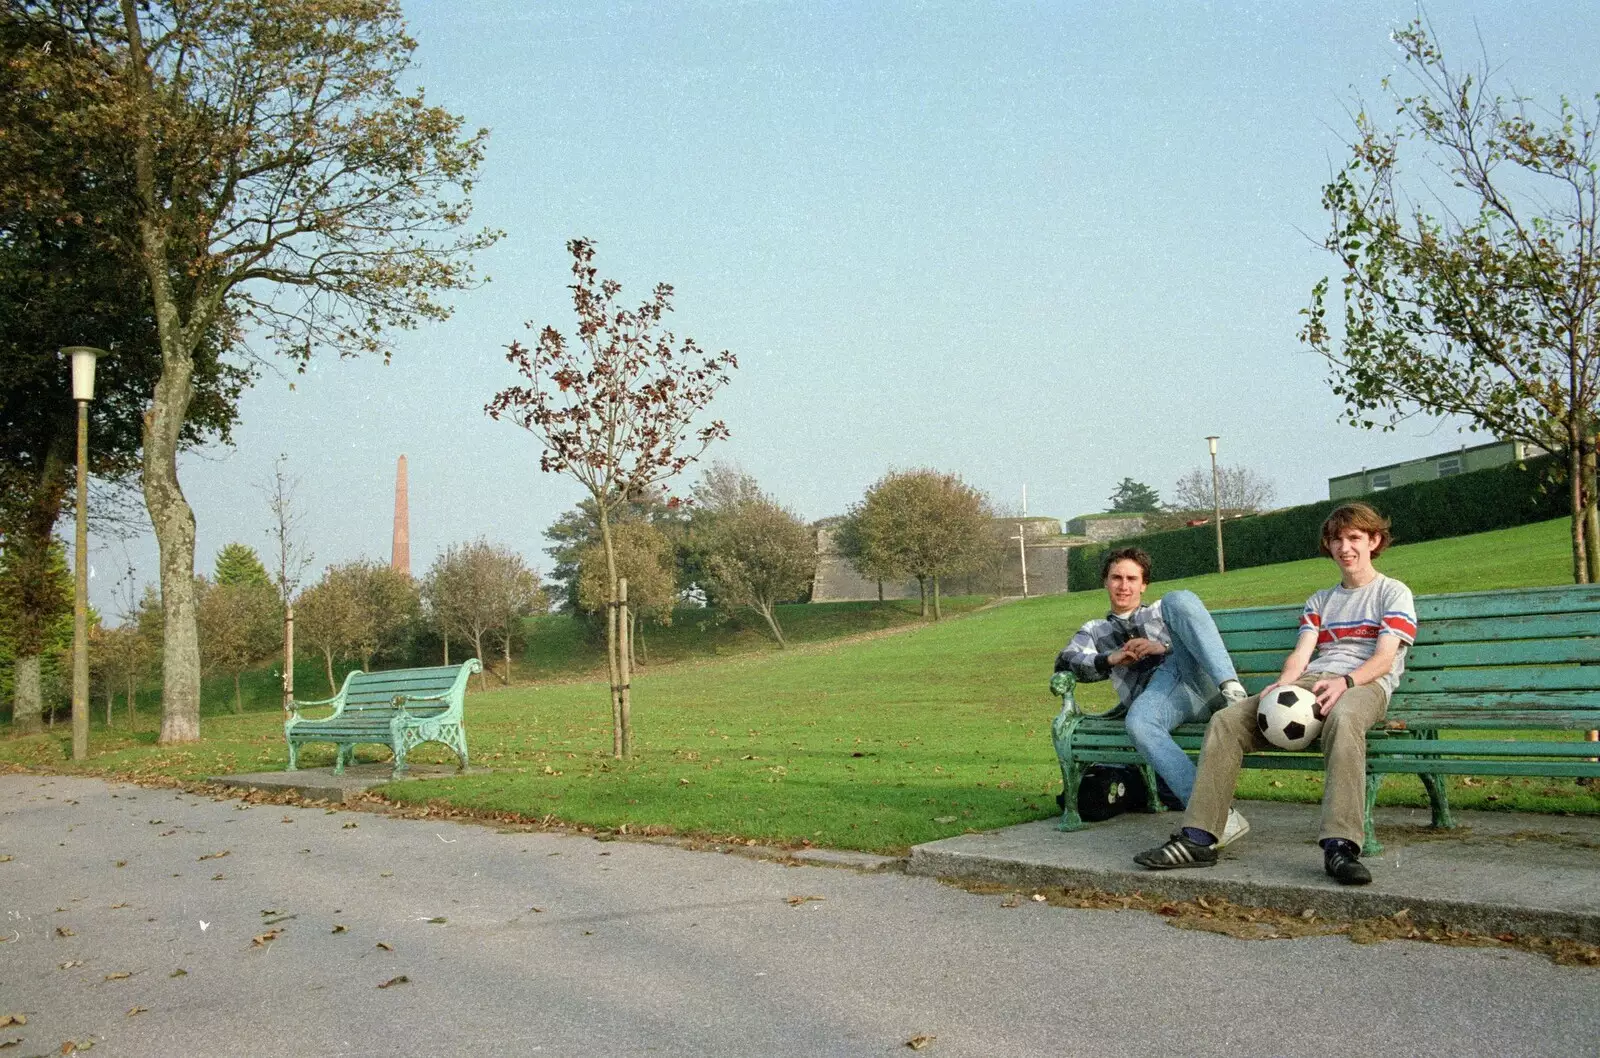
left=1068, top=455, right=1568, bottom=587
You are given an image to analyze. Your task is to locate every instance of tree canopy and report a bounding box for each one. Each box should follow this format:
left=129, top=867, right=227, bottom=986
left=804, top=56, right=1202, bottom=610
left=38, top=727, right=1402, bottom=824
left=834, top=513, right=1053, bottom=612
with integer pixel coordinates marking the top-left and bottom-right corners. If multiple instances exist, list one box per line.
left=1302, top=19, right=1600, bottom=582
left=11, top=0, right=497, bottom=743
left=843, top=469, right=995, bottom=619
left=1107, top=478, right=1162, bottom=513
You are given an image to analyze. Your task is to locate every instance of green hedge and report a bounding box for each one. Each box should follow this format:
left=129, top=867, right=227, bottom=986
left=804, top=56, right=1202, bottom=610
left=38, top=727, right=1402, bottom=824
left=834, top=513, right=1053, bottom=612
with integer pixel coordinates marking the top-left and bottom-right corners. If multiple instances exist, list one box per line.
left=1068, top=455, right=1567, bottom=587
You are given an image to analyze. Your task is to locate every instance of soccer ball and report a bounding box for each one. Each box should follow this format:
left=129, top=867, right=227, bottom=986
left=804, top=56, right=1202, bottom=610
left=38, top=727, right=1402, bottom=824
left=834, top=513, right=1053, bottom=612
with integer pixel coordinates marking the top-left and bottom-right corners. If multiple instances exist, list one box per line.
left=1257, top=685, right=1324, bottom=751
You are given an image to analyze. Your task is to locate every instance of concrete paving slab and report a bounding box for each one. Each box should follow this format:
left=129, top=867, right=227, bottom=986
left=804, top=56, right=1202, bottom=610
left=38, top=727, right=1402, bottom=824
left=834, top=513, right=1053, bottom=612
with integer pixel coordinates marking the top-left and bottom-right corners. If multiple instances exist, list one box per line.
left=208, top=763, right=491, bottom=803
left=908, top=800, right=1600, bottom=941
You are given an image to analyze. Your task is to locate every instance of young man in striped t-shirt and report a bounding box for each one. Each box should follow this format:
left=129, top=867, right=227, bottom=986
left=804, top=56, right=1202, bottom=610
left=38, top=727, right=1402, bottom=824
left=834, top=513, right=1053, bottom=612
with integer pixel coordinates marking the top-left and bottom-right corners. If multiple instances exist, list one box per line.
left=1134, top=502, right=1418, bottom=885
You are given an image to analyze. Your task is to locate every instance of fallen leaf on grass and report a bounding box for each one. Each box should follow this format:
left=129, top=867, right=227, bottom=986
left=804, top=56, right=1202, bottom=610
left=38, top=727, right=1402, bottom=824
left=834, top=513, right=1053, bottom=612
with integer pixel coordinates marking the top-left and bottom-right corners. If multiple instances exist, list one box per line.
left=0, top=1016, right=22, bottom=1028
left=126, top=1006, right=146, bottom=1017
left=331, top=924, right=347, bottom=934
left=785, top=895, right=824, bottom=907
left=375, top=942, right=393, bottom=951
left=103, top=972, right=131, bottom=981
left=933, top=816, right=957, bottom=824
left=906, top=1034, right=936, bottom=1050
left=377, top=975, right=409, bottom=989
left=251, top=929, right=282, bottom=947
left=54, top=927, right=75, bottom=938
left=197, top=851, right=230, bottom=861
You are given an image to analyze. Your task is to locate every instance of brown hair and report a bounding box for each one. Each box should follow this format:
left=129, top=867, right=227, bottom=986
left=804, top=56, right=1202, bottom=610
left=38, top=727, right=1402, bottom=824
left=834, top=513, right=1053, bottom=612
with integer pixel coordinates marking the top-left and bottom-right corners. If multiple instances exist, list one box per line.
left=1320, top=502, right=1392, bottom=558
left=1100, top=546, right=1153, bottom=583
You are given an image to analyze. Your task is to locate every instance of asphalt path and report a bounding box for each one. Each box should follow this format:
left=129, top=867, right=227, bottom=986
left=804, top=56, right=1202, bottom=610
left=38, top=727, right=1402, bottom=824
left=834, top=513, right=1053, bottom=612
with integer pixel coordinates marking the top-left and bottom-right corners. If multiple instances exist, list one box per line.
left=2, top=774, right=1596, bottom=1058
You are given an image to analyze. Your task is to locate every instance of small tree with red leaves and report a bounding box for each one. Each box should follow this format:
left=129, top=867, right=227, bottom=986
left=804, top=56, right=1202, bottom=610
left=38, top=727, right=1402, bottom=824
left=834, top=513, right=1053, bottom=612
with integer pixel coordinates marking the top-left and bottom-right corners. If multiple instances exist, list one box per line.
left=487, top=239, right=737, bottom=758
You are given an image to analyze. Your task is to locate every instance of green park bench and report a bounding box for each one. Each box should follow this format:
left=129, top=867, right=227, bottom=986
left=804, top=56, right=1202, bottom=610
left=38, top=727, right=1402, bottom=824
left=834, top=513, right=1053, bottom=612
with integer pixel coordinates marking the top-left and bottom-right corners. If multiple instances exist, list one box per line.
left=285, top=660, right=480, bottom=779
left=1051, top=584, right=1600, bottom=854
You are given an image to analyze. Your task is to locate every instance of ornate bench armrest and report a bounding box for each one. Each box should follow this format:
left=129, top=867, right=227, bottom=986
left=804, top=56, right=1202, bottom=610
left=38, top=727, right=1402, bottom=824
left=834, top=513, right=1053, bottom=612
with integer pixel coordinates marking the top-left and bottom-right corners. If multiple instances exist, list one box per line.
left=287, top=693, right=341, bottom=720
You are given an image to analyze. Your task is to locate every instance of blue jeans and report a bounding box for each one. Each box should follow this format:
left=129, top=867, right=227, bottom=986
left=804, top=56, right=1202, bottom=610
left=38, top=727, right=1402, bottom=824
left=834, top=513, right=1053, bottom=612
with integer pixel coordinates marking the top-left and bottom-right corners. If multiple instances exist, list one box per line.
left=1124, top=590, right=1239, bottom=805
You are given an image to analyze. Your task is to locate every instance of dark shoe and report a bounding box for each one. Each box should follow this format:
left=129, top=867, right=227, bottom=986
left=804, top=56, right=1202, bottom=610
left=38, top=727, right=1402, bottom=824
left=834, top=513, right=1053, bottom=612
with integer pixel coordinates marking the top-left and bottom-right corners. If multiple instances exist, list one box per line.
left=1324, top=844, right=1372, bottom=886
left=1134, top=832, right=1218, bottom=870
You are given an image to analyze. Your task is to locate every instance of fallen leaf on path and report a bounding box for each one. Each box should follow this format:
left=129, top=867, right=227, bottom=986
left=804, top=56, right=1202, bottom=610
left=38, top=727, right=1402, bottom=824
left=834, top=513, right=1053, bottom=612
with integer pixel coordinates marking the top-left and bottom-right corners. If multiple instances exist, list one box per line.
left=169, top=969, right=187, bottom=978
left=426, top=916, right=447, bottom=924
left=250, top=929, right=281, bottom=947
left=1000, top=893, right=1020, bottom=908
left=259, top=909, right=284, bottom=916
left=528, top=907, right=544, bottom=914
left=377, top=975, right=409, bottom=989
left=342, top=823, right=358, bottom=829
left=109, top=904, right=128, bottom=910
left=210, top=873, right=225, bottom=881
left=1031, top=894, right=1046, bottom=903
left=125, top=1006, right=146, bottom=1017
left=197, top=851, right=230, bottom=861
left=103, top=972, right=131, bottom=981
left=331, top=924, right=347, bottom=934
left=0, top=1036, right=21, bottom=1048
left=785, top=895, right=824, bottom=907
left=114, top=860, right=127, bottom=867
left=54, top=927, right=75, bottom=938
left=0, top=855, right=11, bottom=863
left=375, top=942, right=393, bottom=951
left=906, top=1034, right=936, bottom=1050
left=0, top=1016, right=22, bottom=1028
left=58, top=961, right=83, bottom=969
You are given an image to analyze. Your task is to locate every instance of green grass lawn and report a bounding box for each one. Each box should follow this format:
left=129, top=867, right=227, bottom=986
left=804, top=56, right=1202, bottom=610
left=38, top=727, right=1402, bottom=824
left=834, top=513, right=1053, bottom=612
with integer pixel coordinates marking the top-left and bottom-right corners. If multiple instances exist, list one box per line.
left=2, top=517, right=1596, bottom=853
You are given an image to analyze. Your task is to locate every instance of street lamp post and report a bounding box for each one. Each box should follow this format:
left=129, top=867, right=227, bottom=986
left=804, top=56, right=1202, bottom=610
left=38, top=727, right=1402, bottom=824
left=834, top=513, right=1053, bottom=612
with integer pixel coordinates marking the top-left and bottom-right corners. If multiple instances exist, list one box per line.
left=65, top=346, right=108, bottom=762
left=1206, top=435, right=1224, bottom=575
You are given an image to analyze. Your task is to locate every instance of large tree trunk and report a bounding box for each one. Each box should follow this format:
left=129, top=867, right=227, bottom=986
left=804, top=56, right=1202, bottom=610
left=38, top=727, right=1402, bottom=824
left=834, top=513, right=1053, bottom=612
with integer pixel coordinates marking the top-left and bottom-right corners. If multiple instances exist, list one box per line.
left=12, top=656, right=43, bottom=735
left=142, top=334, right=203, bottom=743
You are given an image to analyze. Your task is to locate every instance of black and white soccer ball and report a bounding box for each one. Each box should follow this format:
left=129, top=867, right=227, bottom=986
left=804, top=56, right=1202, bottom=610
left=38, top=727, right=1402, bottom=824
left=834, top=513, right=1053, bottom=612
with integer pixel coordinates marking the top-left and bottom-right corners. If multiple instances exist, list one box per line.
left=1257, top=685, right=1324, bottom=751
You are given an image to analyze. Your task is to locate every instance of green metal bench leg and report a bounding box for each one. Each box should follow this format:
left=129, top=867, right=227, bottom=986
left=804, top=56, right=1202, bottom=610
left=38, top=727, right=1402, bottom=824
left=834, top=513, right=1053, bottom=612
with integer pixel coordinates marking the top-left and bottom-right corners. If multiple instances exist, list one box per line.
left=286, top=740, right=299, bottom=771
left=1362, top=771, right=1383, bottom=856
left=333, top=744, right=350, bottom=774
left=1137, top=762, right=1168, bottom=814
left=1051, top=705, right=1089, bottom=831
left=1057, top=757, right=1087, bottom=831
left=1419, top=772, right=1456, bottom=830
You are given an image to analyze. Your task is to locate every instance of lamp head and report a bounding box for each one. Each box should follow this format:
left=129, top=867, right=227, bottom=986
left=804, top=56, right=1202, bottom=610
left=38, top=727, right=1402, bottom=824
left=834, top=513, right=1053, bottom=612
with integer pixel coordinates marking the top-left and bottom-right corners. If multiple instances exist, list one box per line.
left=1205, top=435, right=1219, bottom=457
left=63, top=346, right=109, bottom=402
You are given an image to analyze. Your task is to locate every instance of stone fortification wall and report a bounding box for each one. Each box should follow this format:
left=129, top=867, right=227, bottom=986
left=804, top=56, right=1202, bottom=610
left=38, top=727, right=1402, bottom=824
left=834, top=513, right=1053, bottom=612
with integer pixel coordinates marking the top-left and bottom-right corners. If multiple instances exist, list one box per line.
left=811, top=522, right=1076, bottom=602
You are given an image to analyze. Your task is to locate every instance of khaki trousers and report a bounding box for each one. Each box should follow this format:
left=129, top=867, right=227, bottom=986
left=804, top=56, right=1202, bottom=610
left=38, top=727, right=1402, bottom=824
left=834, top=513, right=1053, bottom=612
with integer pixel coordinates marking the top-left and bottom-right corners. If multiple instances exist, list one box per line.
left=1182, top=674, right=1389, bottom=846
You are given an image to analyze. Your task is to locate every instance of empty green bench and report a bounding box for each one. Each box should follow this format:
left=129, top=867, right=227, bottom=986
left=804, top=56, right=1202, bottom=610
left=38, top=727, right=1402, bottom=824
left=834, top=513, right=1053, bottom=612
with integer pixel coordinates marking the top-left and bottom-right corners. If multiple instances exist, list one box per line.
left=285, top=661, right=479, bottom=778
left=1052, top=584, right=1600, bottom=853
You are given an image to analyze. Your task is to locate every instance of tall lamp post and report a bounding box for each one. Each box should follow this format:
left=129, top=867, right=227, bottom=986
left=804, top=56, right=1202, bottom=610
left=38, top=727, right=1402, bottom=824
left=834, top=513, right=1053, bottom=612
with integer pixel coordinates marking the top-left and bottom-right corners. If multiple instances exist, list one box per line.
left=1206, top=435, right=1225, bottom=575
left=65, top=346, right=108, bottom=762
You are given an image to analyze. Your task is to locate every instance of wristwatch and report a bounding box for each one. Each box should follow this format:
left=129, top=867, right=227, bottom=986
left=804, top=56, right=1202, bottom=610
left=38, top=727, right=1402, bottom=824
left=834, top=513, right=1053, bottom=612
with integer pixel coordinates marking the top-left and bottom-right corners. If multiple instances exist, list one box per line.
left=1342, top=674, right=1356, bottom=689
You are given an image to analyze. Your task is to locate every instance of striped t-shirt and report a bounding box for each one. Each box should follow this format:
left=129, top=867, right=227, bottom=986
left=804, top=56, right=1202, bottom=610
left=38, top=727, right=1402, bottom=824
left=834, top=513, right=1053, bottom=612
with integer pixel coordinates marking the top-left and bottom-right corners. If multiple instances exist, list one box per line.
left=1299, top=573, right=1418, bottom=696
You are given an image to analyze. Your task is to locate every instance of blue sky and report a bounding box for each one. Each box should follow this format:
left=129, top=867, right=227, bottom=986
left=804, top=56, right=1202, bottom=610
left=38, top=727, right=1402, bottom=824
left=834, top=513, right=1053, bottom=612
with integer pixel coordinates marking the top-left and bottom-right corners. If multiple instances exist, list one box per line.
left=95, top=1, right=1600, bottom=608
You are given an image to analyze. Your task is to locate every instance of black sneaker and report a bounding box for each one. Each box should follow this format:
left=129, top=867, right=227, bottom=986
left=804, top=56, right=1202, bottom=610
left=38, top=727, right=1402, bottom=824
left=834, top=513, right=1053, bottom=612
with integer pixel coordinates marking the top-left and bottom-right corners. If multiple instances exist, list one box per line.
left=1324, top=844, right=1372, bottom=886
left=1134, top=832, right=1218, bottom=870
